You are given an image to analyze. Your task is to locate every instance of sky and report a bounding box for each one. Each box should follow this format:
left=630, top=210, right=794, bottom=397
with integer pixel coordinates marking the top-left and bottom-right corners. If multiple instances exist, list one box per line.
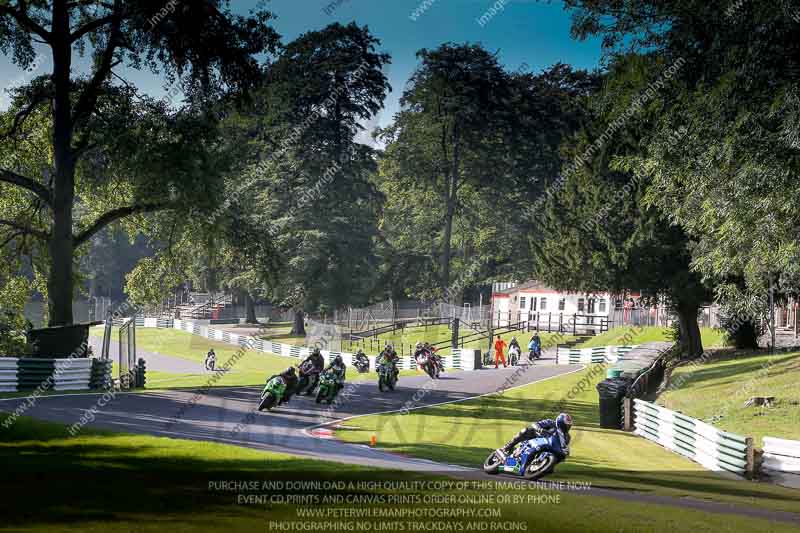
left=0, top=0, right=604, bottom=141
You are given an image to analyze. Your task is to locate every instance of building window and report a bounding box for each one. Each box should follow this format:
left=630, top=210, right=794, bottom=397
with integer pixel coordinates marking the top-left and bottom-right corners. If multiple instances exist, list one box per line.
left=615, top=299, right=624, bottom=310
left=558, top=298, right=565, bottom=311
left=599, top=299, right=607, bottom=313
left=520, top=297, right=526, bottom=310
left=578, top=298, right=585, bottom=313
left=588, top=298, right=596, bottom=314
left=540, top=298, right=547, bottom=311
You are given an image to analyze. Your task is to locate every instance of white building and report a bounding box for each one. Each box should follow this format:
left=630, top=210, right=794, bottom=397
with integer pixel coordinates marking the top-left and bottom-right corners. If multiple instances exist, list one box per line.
left=491, top=281, right=636, bottom=334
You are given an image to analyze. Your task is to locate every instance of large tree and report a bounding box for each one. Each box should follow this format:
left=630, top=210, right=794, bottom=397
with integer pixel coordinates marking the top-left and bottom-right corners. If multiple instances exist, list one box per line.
left=239, top=23, right=390, bottom=335
left=0, top=0, right=279, bottom=325
left=534, top=55, right=712, bottom=357
left=378, top=60, right=598, bottom=301
left=378, top=43, right=516, bottom=296
left=563, top=0, right=800, bottom=338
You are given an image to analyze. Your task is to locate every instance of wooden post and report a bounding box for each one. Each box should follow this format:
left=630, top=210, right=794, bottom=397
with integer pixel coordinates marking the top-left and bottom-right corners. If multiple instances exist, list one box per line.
left=623, top=397, right=633, bottom=431
left=745, top=437, right=756, bottom=479
left=573, top=314, right=577, bottom=335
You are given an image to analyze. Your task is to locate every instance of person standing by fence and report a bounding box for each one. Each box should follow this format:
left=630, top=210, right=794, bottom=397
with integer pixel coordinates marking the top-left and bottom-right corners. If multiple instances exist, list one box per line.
left=493, top=335, right=507, bottom=368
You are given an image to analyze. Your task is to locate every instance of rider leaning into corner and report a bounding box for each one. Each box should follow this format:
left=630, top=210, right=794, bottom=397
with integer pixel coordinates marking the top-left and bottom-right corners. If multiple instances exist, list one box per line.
left=266, top=366, right=298, bottom=405
left=499, top=413, right=572, bottom=458
left=300, top=347, right=325, bottom=373
left=325, top=354, right=347, bottom=392
left=297, top=347, right=325, bottom=392
left=377, top=342, right=400, bottom=378
left=414, top=341, right=444, bottom=372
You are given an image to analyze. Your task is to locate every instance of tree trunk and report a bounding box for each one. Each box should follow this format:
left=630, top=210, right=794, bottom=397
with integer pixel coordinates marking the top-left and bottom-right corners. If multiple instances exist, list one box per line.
left=440, top=123, right=460, bottom=296
left=291, top=308, right=306, bottom=336
left=441, top=199, right=455, bottom=294
left=676, top=302, right=703, bottom=358
left=48, top=3, right=76, bottom=326
left=244, top=292, right=257, bottom=324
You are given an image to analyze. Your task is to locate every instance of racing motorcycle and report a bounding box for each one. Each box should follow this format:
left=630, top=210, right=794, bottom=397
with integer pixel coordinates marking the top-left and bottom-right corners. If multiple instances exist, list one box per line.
left=528, top=344, right=542, bottom=362
left=377, top=360, right=398, bottom=392
left=315, top=368, right=341, bottom=404
left=258, top=375, right=287, bottom=411
left=296, top=360, right=321, bottom=396
left=509, top=345, right=521, bottom=366
left=415, top=350, right=440, bottom=379
left=353, top=353, right=370, bottom=373
left=482, top=431, right=567, bottom=481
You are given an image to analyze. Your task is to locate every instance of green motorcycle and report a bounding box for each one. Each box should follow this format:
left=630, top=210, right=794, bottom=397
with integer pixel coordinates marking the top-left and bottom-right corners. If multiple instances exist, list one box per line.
left=258, top=376, right=287, bottom=411
left=315, top=369, right=341, bottom=404
left=377, top=361, right=398, bottom=392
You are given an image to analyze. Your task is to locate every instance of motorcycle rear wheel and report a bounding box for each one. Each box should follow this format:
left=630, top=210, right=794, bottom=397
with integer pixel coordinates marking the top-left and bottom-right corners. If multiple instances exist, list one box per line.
left=483, top=451, right=502, bottom=474
left=523, top=453, right=556, bottom=480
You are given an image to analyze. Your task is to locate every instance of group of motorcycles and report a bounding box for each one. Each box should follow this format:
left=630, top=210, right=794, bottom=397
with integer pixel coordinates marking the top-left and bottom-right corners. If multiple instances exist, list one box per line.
left=257, top=343, right=448, bottom=411
left=253, top=340, right=566, bottom=482
left=259, top=359, right=342, bottom=411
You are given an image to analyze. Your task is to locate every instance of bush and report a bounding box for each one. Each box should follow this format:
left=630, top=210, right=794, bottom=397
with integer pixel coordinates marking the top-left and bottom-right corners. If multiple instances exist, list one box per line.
left=0, top=310, right=31, bottom=356
left=720, top=314, right=762, bottom=349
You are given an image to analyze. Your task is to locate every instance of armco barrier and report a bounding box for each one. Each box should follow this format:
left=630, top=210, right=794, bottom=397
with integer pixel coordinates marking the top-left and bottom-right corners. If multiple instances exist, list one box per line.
left=762, top=437, right=800, bottom=489
left=17, top=358, right=93, bottom=391
left=0, top=358, right=19, bottom=392
left=0, top=358, right=94, bottom=393
left=171, top=319, right=480, bottom=371
left=633, top=399, right=753, bottom=477
left=556, top=345, right=637, bottom=365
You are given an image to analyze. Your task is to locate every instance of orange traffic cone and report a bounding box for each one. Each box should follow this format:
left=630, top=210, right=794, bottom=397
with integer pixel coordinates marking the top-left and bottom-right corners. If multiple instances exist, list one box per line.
left=370, top=435, right=377, bottom=446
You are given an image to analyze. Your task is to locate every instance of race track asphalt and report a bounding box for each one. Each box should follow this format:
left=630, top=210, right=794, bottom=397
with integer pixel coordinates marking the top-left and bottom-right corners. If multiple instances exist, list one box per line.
left=0, top=358, right=574, bottom=471
left=4, top=354, right=800, bottom=526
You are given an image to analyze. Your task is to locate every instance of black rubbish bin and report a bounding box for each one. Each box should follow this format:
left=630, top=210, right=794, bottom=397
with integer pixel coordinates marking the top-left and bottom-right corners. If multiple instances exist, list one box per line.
left=596, top=377, right=630, bottom=429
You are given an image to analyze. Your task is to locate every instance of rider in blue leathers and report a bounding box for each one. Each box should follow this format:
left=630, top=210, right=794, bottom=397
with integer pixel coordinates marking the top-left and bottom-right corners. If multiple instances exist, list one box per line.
left=528, top=333, right=542, bottom=359
left=500, top=413, right=572, bottom=458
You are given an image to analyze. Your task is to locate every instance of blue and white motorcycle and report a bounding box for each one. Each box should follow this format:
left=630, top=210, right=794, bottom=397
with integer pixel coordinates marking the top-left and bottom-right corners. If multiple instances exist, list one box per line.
left=483, top=432, right=567, bottom=480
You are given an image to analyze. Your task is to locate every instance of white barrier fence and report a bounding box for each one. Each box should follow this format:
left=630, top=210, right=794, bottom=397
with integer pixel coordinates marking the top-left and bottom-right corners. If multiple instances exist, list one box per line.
left=762, top=437, right=800, bottom=489
left=556, top=345, right=637, bottom=365
left=0, top=358, right=18, bottom=392
left=172, top=319, right=480, bottom=371
left=0, top=358, right=93, bottom=393
left=633, top=399, right=753, bottom=477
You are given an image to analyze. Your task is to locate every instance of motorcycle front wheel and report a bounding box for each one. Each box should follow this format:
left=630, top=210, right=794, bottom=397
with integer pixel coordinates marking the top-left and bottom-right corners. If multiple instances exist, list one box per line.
left=483, top=451, right=502, bottom=474
left=378, top=375, right=385, bottom=392
left=258, top=393, right=276, bottom=411
left=523, top=453, right=556, bottom=480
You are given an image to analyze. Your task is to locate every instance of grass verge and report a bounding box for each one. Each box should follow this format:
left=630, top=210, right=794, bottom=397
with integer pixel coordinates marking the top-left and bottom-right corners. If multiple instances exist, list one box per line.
left=574, top=325, right=726, bottom=349
left=335, top=363, right=800, bottom=514
left=0, top=414, right=797, bottom=532
left=659, top=350, right=800, bottom=442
